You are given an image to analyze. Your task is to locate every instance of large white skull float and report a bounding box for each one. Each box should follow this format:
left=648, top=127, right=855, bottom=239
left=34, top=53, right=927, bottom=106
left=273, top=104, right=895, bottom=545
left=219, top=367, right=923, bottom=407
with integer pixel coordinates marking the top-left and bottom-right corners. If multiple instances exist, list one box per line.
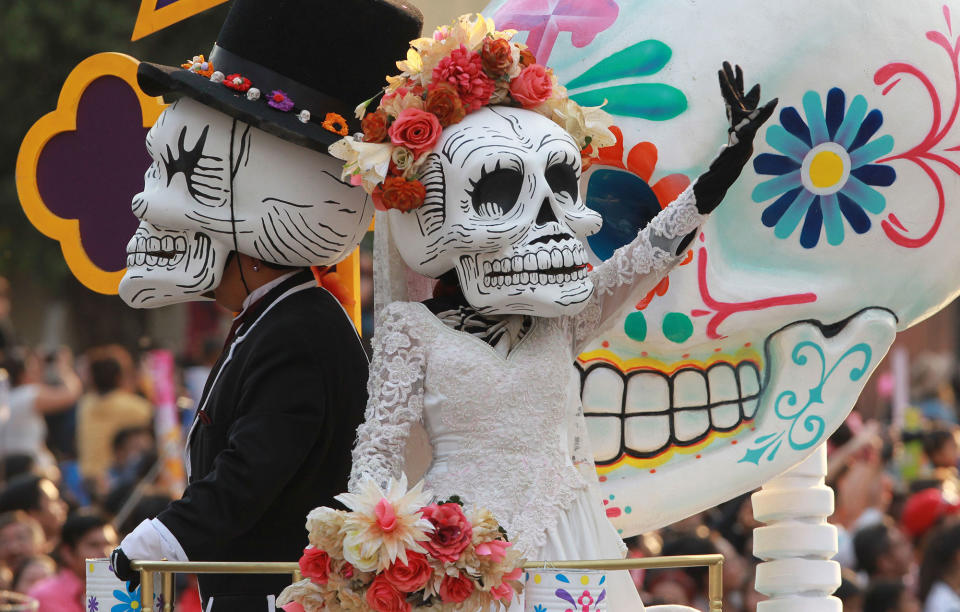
left=119, top=98, right=372, bottom=308
left=389, top=106, right=601, bottom=316
left=484, top=0, right=960, bottom=535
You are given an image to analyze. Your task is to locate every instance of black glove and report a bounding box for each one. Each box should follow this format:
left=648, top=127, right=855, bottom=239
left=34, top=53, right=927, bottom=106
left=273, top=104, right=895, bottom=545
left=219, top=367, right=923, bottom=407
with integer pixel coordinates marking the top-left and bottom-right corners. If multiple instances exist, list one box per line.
left=692, top=61, right=778, bottom=215
left=110, top=546, right=141, bottom=592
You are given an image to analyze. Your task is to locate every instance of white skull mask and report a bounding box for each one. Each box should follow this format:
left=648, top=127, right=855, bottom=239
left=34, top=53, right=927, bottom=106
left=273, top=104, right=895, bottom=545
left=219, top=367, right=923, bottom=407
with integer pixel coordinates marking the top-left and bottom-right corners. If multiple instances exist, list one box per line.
left=480, top=0, right=960, bottom=534
left=389, top=107, right=602, bottom=316
left=119, top=98, right=373, bottom=308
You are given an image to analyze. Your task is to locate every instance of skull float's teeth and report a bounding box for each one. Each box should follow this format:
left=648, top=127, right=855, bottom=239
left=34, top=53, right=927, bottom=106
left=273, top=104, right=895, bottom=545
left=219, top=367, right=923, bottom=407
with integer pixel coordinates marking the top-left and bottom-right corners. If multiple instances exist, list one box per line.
left=580, top=358, right=763, bottom=462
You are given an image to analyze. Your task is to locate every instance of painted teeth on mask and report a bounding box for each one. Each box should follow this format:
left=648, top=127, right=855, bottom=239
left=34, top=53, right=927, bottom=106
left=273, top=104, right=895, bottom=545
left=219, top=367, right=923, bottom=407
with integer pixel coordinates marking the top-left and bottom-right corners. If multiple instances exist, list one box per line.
left=481, top=247, right=589, bottom=287
left=126, top=234, right=189, bottom=269
left=580, top=359, right=764, bottom=461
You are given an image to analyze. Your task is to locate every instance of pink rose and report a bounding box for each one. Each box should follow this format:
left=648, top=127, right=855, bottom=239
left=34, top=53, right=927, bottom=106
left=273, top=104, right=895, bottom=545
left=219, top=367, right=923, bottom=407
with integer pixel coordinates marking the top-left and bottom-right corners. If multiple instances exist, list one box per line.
left=388, top=108, right=443, bottom=156
left=439, top=573, right=475, bottom=603
left=382, top=551, right=432, bottom=592
left=419, top=503, right=472, bottom=563
left=298, top=547, right=331, bottom=585
left=432, top=45, right=496, bottom=111
left=365, top=574, right=411, bottom=612
left=509, top=64, right=553, bottom=108
left=475, top=539, right=511, bottom=562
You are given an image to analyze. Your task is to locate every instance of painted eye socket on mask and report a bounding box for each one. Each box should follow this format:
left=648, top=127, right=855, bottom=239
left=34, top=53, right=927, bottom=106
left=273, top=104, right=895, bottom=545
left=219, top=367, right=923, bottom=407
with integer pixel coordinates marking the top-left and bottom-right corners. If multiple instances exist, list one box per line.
left=468, top=160, right=524, bottom=218
left=159, top=125, right=226, bottom=207
left=545, top=150, right=580, bottom=203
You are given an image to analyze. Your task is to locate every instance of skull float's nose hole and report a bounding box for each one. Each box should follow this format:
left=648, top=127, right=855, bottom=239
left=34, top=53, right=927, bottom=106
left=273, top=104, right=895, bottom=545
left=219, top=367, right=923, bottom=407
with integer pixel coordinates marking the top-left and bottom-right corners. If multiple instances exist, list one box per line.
left=536, top=198, right=558, bottom=225
left=809, top=150, right=844, bottom=189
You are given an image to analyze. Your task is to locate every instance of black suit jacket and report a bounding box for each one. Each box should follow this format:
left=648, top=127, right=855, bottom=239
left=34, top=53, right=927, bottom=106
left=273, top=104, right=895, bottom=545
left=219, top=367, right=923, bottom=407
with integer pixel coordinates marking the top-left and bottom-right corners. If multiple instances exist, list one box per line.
left=157, top=270, right=368, bottom=601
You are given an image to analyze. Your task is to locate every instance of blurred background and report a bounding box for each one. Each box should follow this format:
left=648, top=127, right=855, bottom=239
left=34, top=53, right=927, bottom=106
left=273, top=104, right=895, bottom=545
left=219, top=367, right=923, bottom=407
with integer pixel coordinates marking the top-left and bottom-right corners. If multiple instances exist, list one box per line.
left=1, top=2, right=959, bottom=611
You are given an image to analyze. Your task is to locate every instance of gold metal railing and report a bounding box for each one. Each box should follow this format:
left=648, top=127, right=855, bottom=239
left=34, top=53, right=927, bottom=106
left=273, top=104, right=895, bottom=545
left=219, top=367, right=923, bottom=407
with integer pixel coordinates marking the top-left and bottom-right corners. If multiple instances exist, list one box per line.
left=131, top=554, right=724, bottom=611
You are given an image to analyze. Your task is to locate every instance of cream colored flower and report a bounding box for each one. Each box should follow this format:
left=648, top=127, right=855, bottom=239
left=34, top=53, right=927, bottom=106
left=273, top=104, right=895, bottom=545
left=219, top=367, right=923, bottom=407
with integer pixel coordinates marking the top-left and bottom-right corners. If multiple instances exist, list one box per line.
left=335, top=476, right=434, bottom=571
left=582, top=103, right=617, bottom=150
left=306, top=506, right=347, bottom=552
left=396, top=47, right=423, bottom=77
left=489, top=80, right=511, bottom=105
left=328, top=138, right=393, bottom=193
left=277, top=578, right=327, bottom=612
left=379, top=87, right=424, bottom=118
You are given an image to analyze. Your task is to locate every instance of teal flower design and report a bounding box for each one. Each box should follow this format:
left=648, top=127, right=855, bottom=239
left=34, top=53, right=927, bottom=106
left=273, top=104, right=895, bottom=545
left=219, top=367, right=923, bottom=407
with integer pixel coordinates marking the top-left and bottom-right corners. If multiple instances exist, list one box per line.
left=752, top=87, right=897, bottom=248
left=566, top=40, right=687, bottom=121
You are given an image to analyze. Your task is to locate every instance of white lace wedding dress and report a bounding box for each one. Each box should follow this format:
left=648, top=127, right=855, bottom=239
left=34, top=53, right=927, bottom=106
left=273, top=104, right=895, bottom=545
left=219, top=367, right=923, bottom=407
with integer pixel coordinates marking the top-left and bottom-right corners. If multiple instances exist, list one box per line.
left=349, top=187, right=704, bottom=611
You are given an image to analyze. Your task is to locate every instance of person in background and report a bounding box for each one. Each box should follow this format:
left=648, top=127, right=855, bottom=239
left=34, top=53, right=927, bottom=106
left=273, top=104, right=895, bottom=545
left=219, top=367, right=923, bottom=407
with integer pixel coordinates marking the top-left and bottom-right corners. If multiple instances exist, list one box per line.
left=866, top=580, right=922, bottom=612
left=836, top=568, right=865, bottom=612
left=106, top=426, right=155, bottom=492
left=922, top=428, right=960, bottom=490
left=11, top=554, right=55, bottom=594
left=0, top=511, right=44, bottom=577
left=920, top=521, right=960, bottom=611
left=912, top=352, right=959, bottom=424
left=853, top=519, right=916, bottom=583
left=27, top=510, right=117, bottom=612
left=0, top=475, right=68, bottom=550
left=76, top=345, right=152, bottom=494
left=901, top=488, right=960, bottom=546
left=0, top=347, right=82, bottom=470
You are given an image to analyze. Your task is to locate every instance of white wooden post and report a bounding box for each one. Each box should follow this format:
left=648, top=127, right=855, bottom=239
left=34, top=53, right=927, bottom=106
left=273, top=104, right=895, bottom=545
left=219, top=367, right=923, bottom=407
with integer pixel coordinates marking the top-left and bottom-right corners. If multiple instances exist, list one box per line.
left=751, top=444, right=841, bottom=611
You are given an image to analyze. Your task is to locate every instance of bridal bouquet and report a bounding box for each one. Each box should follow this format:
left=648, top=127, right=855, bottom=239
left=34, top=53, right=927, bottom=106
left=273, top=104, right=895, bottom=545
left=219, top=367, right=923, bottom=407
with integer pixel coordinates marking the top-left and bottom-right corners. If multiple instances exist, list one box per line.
left=278, top=478, right=524, bottom=612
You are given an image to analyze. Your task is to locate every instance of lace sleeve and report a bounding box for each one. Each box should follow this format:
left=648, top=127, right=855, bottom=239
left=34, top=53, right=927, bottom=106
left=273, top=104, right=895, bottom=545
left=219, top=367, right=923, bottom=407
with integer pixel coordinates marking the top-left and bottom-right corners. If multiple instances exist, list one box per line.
left=348, top=303, right=427, bottom=492
left=570, top=185, right=704, bottom=350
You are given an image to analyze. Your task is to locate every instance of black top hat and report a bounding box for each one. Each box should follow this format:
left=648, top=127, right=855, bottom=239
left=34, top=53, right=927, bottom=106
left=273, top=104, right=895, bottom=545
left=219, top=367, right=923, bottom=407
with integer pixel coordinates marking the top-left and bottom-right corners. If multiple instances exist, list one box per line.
left=137, top=0, right=423, bottom=153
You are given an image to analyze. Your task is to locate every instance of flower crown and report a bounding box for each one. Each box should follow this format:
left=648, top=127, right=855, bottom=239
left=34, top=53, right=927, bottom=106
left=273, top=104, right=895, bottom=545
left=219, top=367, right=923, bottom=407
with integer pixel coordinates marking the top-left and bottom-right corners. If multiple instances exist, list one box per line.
left=329, top=14, right=616, bottom=213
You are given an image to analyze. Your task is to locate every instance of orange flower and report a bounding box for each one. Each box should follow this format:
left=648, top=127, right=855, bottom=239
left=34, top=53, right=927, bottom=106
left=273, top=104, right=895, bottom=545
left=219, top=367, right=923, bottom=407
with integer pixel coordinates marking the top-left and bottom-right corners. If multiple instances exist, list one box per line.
left=322, top=113, right=349, bottom=136
left=372, top=177, right=426, bottom=212
left=181, top=54, right=215, bottom=78
left=425, top=82, right=466, bottom=128
left=362, top=110, right=390, bottom=143
left=481, top=37, right=514, bottom=77
left=519, top=47, right=536, bottom=68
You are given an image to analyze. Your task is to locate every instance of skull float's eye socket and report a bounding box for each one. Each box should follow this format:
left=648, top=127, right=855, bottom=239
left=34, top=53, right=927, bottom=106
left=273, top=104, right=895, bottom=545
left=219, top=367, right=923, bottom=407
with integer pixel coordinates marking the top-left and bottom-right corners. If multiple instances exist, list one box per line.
left=469, top=163, right=524, bottom=218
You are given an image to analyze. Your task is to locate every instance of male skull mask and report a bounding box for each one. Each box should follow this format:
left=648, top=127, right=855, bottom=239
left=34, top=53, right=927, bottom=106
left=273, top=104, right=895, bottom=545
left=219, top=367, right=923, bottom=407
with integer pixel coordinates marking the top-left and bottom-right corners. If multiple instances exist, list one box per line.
left=119, top=97, right=373, bottom=308
left=388, top=107, right=602, bottom=317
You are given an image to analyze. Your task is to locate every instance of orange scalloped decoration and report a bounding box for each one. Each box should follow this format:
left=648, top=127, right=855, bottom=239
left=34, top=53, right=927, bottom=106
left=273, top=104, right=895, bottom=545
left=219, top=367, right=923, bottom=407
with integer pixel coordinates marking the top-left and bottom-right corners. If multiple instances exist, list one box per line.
left=15, top=52, right=167, bottom=295
left=131, top=0, right=228, bottom=41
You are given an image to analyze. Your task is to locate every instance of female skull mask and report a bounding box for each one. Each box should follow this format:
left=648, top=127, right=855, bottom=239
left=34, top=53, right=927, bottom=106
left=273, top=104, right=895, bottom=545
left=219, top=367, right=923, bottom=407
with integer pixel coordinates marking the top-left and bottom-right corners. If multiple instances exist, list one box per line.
left=388, top=107, right=602, bottom=317
left=119, top=98, right=372, bottom=308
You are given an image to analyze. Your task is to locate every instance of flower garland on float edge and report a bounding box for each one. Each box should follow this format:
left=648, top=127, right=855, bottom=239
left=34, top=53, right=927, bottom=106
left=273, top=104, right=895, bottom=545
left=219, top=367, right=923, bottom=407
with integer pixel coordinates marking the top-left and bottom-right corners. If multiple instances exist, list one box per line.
left=329, top=14, right=617, bottom=213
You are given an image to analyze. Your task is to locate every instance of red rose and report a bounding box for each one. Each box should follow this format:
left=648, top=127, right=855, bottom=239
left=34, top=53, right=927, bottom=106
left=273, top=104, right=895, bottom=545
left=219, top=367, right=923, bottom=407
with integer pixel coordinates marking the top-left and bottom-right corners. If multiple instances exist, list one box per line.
left=432, top=44, right=496, bottom=111
left=365, top=574, right=411, bottom=612
left=298, top=547, right=331, bottom=585
left=419, top=503, right=472, bottom=563
left=482, top=37, right=514, bottom=76
left=388, top=108, right=443, bottom=155
left=372, top=177, right=427, bottom=212
left=425, top=82, right=466, bottom=128
left=382, top=551, right=432, bottom=592
left=363, top=110, right=390, bottom=143
left=438, top=573, right=475, bottom=603
left=509, top=64, right=553, bottom=108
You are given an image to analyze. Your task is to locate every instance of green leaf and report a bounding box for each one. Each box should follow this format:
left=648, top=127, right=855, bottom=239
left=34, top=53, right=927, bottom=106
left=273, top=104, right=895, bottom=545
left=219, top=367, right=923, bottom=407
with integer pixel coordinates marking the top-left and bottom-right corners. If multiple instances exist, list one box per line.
left=571, top=84, right=687, bottom=121
left=566, top=40, right=673, bottom=90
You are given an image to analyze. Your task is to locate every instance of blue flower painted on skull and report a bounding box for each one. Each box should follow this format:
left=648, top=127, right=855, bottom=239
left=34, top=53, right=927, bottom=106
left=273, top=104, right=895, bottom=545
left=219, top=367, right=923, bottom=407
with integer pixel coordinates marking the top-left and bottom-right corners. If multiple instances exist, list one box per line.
left=752, top=88, right=896, bottom=248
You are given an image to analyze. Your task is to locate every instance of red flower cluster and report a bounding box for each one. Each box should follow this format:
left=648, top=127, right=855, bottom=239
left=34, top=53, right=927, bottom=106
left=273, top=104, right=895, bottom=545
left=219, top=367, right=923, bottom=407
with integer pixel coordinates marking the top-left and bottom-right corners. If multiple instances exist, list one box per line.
left=432, top=44, right=495, bottom=112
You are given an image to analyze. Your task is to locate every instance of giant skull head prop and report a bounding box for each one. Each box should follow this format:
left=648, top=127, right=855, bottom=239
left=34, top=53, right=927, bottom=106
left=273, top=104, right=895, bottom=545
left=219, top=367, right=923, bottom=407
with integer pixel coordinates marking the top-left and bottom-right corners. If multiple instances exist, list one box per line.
left=388, top=107, right=601, bottom=317
left=484, top=0, right=960, bottom=535
left=119, top=98, right=372, bottom=308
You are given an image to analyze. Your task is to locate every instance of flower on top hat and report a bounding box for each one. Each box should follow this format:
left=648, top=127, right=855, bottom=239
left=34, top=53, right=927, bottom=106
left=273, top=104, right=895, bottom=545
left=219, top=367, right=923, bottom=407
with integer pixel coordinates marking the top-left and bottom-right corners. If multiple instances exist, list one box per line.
left=328, top=13, right=616, bottom=213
